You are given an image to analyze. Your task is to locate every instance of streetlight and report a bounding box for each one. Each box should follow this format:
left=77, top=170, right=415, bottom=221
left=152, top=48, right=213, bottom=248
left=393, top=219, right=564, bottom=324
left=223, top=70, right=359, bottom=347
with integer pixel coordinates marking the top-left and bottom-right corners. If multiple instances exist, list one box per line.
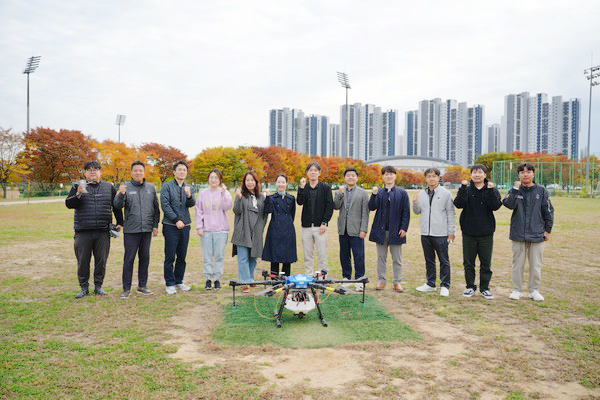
left=337, top=72, right=351, bottom=158
left=584, top=62, right=600, bottom=193
left=23, top=56, right=41, bottom=134
left=115, top=114, right=126, bottom=143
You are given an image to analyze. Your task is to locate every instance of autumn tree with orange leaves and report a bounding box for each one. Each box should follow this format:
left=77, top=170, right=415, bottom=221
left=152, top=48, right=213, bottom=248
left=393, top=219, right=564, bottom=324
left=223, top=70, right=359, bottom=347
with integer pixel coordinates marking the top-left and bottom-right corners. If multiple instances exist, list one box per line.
left=139, top=143, right=188, bottom=184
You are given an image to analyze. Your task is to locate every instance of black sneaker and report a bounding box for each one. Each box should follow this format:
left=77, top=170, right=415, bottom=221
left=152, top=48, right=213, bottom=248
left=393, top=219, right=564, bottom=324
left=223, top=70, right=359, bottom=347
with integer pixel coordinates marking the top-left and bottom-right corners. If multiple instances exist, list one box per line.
left=136, top=287, right=153, bottom=295
left=94, top=287, right=107, bottom=295
left=213, top=280, right=221, bottom=290
left=120, top=290, right=131, bottom=299
left=204, top=280, right=212, bottom=290
left=75, top=288, right=89, bottom=299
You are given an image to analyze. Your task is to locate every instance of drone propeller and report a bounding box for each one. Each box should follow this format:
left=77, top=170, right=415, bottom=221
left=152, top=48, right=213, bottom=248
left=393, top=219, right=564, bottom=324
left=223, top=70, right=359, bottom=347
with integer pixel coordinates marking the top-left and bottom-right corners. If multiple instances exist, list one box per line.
left=255, top=285, right=282, bottom=297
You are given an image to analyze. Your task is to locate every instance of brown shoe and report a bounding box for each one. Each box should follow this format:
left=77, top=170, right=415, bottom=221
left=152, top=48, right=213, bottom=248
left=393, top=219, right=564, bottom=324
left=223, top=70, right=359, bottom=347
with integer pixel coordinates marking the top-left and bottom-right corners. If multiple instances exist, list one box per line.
left=241, top=286, right=250, bottom=293
left=394, top=283, right=404, bottom=293
left=376, top=283, right=386, bottom=290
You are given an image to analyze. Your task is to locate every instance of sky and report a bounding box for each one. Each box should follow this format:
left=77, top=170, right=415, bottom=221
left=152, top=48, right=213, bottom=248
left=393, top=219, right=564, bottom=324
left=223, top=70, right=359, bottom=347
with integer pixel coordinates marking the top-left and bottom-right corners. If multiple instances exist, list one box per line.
left=1, top=0, right=599, bottom=158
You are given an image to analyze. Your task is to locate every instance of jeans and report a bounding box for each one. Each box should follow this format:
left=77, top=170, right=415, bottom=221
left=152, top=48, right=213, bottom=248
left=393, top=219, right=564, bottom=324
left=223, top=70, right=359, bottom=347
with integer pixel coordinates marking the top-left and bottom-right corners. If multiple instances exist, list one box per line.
left=236, top=245, right=256, bottom=283
left=123, top=232, right=152, bottom=291
left=462, top=234, right=493, bottom=292
left=339, top=232, right=365, bottom=280
left=201, top=232, right=228, bottom=282
left=421, top=235, right=451, bottom=289
left=163, top=224, right=190, bottom=287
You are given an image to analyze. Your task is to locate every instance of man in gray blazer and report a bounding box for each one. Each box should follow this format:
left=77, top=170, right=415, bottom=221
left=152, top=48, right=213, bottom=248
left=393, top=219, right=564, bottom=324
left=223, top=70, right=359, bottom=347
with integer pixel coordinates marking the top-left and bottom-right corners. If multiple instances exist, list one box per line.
left=333, top=168, right=370, bottom=287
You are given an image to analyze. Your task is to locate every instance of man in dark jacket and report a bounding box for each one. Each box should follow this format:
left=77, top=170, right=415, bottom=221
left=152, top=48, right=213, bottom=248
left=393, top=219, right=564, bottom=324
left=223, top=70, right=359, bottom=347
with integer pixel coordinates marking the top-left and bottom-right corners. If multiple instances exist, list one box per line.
left=368, top=165, right=410, bottom=292
left=454, top=164, right=502, bottom=300
left=297, top=162, right=334, bottom=275
left=503, top=163, right=554, bottom=301
left=114, top=161, right=160, bottom=299
left=161, top=161, right=196, bottom=295
left=65, top=161, right=123, bottom=298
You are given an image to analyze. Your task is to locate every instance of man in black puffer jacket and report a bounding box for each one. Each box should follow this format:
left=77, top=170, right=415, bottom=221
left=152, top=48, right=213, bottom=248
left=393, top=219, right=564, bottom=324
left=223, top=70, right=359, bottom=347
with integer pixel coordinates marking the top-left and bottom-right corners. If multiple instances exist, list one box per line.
left=503, top=163, right=554, bottom=302
left=66, top=161, right=123, bottom=299
left=454, top=164, right=502, bottom=300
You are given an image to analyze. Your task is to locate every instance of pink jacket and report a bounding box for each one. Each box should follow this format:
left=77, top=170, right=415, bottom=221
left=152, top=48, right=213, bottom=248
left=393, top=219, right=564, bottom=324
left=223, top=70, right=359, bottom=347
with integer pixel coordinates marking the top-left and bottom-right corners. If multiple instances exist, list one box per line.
left=195, top=188, right=233, bottom=232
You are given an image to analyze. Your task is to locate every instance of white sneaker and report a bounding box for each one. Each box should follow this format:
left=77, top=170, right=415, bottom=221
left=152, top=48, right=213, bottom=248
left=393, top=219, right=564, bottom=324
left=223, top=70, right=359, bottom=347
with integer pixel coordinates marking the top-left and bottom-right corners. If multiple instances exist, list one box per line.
left=341, top=278, right=351, bottom=287
left=415, top=283, right=436, bottom=292
left=355, top=282, right=364, bottom=291
left=165, top=286, right=177, bottom=295
left=176, top=283, right=191, bottom=291
left=481, top=290, right=494, bottom=300
left=529, top=290, right=544, bottom=301
left=463, top=288, right=476, bottom=298
left=439, top=287, right=449, bottom=297
left=509, top=290, right=521, bottom=300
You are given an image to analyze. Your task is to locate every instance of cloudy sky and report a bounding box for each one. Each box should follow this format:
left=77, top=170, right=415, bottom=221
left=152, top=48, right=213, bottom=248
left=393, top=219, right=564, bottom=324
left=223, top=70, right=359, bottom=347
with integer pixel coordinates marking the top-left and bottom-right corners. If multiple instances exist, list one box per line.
left=1, top=0, right=599, bottom=158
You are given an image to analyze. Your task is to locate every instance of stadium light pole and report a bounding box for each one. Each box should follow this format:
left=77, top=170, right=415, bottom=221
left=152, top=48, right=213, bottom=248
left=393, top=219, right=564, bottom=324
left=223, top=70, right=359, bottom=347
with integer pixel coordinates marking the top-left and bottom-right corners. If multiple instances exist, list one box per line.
left=584, top=62, right=600, bottom=193
left=23, top=56, right=41, bottom=134
left=115, top=114, right=126, bottom=143
left=337, top=72, right=351, bottom=158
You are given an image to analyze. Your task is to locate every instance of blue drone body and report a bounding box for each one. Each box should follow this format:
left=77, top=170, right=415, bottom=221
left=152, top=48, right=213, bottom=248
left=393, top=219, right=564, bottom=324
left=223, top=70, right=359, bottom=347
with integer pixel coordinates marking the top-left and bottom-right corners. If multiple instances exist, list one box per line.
left=284, top=274, right=315, bottom=289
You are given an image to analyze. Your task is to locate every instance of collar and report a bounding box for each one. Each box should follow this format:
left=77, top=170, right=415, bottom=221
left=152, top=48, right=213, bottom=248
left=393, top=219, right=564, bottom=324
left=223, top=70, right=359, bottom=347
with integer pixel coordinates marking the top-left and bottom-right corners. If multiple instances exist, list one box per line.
left=426, top=185, right=438, bottom=195
left=346, top=186, right=356, bottom=192
left=131, top=179, right=145, bottom=187
left=385, top=185, right=396, bottom=192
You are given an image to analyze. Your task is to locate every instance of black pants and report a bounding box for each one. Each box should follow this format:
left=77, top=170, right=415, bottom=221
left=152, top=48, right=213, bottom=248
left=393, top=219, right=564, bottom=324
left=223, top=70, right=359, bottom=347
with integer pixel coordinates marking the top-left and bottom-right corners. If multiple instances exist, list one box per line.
left=123, top=232, right=152, bottom=291
left=163, top=224, right=190, bottom=287
left=463, top=234, right=493, bottom=292
left=74, top=230, right=110, bottom=289
left=339, top=232, right=365, bottom=279
left=270, top=262, right=291, bottom=276
left=421, top=235, right=451, bottom=289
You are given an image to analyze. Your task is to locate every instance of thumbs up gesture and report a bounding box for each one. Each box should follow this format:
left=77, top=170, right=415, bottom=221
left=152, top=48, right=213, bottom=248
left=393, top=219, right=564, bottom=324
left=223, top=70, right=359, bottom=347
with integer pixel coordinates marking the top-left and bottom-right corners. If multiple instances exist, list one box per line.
left=372, top=186, right=379, bottom=195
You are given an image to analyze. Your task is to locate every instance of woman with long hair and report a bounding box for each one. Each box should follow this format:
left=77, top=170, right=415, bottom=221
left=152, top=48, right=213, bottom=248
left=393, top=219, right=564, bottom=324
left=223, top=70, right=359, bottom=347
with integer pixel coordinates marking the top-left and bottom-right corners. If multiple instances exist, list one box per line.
left=231, top=171, right=267, bottom=292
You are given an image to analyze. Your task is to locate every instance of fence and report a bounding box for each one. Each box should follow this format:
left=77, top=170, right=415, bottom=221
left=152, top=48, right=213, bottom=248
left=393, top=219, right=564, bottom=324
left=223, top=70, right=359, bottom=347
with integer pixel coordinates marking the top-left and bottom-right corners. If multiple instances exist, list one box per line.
left=491, top=160, right=600, bottom=198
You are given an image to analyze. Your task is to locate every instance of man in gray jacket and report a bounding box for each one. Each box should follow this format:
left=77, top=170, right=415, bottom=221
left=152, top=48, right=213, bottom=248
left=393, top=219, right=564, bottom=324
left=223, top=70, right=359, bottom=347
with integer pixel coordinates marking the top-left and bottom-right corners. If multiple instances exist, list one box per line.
left=114, top=161, right=160, bottom=299
left=333, top=168, right=369, bottom=289
left=413, top=168, right=456, bottom=297
left=503, top=163, right=554, bottom=301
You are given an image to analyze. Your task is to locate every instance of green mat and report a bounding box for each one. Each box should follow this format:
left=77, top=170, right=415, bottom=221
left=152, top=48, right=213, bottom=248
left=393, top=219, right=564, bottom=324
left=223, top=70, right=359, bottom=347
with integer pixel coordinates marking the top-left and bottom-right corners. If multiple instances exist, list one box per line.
left=212, top=294, right=420, bottom=348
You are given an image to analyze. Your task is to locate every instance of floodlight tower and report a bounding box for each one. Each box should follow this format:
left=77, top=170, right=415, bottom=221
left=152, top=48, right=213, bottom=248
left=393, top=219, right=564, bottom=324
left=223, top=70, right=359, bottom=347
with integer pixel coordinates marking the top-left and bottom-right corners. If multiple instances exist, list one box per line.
left=115, top=114, right=126, bottom=143
left=23, top=56, right=41, bottom=134
left=584, top=62, right=600, bottom=192
left=337, top=72, right=351, bottom=158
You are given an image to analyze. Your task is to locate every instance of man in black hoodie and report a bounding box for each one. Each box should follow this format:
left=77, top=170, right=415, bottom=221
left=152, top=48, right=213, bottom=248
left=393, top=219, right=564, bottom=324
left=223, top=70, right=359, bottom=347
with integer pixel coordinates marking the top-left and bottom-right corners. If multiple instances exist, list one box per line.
left=503, top=163, right=554, bottom=302
left=66, top=161, right=123, bottom=298
left=454, top=164, right=502, bottom=300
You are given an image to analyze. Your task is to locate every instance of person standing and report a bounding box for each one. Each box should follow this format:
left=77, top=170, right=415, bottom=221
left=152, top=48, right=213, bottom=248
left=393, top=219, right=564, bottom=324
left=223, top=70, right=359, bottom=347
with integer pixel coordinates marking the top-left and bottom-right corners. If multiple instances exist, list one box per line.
left=453, top=164, right=502, bottom=300
left=232, top=171, right=267, bottom=293
left=413, top=168, right=456, bottom=297
left=503, top=163, right=554, bottom=301
left=368, top=166, right=410, bottom=292
left=161, top=161, right=195, bottom=295
left=296, top=162, right=334, bottom=276
left=333, top=168, right=370, bottom=288
left=262, top=174, right=297, bottom=277
left=114, top=161, right=160, bottom=299
left=195, top=169, right=232, bottom=291
left=66, top=161, right=123, bottom=298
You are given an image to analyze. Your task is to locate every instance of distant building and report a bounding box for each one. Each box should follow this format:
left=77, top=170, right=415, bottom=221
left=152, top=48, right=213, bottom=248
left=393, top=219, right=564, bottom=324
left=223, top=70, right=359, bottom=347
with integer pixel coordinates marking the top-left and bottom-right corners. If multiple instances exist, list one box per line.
left=487, top=124, right=501, bottom=153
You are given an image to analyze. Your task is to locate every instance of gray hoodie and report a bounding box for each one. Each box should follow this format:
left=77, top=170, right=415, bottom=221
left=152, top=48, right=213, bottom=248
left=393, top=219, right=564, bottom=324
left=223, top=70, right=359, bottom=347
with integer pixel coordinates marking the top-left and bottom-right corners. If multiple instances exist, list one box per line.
left=413, top=185, right=456, bottom=237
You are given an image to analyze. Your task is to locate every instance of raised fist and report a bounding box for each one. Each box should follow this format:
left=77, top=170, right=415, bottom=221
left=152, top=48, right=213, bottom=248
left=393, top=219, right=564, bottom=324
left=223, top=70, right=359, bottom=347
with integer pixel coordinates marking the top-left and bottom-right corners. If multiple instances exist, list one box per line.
left=412, top=194, right=418, bottom=204
left=487, top=182, right=495, bottom=189
left=461, top=180, right=468, bottom=186
left=264, top=188, right=271, bottom=196
left=339, top=185, right=346, bottom=193
left=118, top=184, right=127, bottom=195
left=221, top=184, right=228, bottom=192
left=235, top=188, right=242, bottom=198
left=299, top=177, right=307, bottom=189
left=184, top=186, right=191, bottom=198
left=372, top=186, right=379, bottom=195
left=514, top=181, right=521, bottom=189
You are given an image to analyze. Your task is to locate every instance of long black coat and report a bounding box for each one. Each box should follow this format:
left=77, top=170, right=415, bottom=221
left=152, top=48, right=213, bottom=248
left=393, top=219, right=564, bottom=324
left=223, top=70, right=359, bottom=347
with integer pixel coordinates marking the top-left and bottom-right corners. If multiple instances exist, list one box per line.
left=262, top=193, right=297, bottom=263
left=368, top=186, right=410, bottom=245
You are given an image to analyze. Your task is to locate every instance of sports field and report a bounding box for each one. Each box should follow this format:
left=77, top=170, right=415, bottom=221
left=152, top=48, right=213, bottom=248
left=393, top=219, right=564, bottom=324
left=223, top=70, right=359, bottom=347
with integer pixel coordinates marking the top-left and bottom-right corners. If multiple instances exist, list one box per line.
left=0, top=192, right=599, bottom=399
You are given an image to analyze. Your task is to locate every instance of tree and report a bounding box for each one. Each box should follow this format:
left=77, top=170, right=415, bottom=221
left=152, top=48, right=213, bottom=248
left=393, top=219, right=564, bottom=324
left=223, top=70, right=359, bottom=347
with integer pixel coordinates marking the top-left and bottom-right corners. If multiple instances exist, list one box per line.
left=92, top=140, right=159, bottom=184
left=0, top=128, right=28, bottom=198
left=22, top=127, right=96, bottom=185
left=191, top=147, right=266, bottom=186
left=443, top=166, right=470, bottom=183
left=139, top=143, right=188, bottom=184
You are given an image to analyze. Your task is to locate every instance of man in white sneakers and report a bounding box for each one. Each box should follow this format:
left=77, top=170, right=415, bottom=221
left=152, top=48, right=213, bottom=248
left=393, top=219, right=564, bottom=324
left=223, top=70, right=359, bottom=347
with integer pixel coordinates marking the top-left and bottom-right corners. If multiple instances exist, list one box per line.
left=502, top=163, right=554, bottom=301
left=413, top=168, right=455, bottom=297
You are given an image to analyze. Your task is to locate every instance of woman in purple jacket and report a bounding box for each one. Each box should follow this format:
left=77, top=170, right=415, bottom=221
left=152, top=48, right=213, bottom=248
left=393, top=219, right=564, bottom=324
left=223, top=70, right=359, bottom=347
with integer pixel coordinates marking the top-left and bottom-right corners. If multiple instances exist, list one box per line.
left=195, top=169, right=232, bottom=291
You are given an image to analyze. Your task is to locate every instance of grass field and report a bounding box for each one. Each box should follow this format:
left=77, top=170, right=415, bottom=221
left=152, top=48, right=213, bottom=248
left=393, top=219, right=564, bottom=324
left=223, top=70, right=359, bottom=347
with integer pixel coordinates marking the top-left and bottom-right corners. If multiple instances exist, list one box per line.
left=0, top=192, right=599, bottom=399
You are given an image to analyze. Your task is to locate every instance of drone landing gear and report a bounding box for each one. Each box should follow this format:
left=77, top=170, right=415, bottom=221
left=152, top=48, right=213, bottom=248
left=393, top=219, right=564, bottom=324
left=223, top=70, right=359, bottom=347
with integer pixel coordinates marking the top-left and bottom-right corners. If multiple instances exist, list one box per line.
left=310, top=287, right=328, bottom=327
left=274, top=288, right=289, bottom=328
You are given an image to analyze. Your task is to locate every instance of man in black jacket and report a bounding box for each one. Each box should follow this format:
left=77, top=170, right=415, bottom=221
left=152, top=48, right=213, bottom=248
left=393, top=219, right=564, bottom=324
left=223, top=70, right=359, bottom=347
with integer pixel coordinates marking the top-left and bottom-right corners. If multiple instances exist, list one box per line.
left=297, top=162, right=334, bottom=275
left=114, top=161, right=160, bottom=299
left=65, top=161, right=123, bottom=298
left=454, top=164, right=502, bottom=300
left=161, top=161, right=196, bottom=295
left=503, top=163, right=554, bottom=301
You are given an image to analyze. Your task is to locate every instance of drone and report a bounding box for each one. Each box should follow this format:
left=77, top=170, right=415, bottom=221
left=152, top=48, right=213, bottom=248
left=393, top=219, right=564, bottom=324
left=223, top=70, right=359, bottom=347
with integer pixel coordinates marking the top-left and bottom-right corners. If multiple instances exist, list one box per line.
left=229, top=270, right=369, bottom=328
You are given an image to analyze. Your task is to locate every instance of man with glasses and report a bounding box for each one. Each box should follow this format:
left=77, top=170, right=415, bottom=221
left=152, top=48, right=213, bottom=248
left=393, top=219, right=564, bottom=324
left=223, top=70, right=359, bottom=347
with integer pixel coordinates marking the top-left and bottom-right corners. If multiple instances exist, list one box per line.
left=66, top=161, right=123, bottom=298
